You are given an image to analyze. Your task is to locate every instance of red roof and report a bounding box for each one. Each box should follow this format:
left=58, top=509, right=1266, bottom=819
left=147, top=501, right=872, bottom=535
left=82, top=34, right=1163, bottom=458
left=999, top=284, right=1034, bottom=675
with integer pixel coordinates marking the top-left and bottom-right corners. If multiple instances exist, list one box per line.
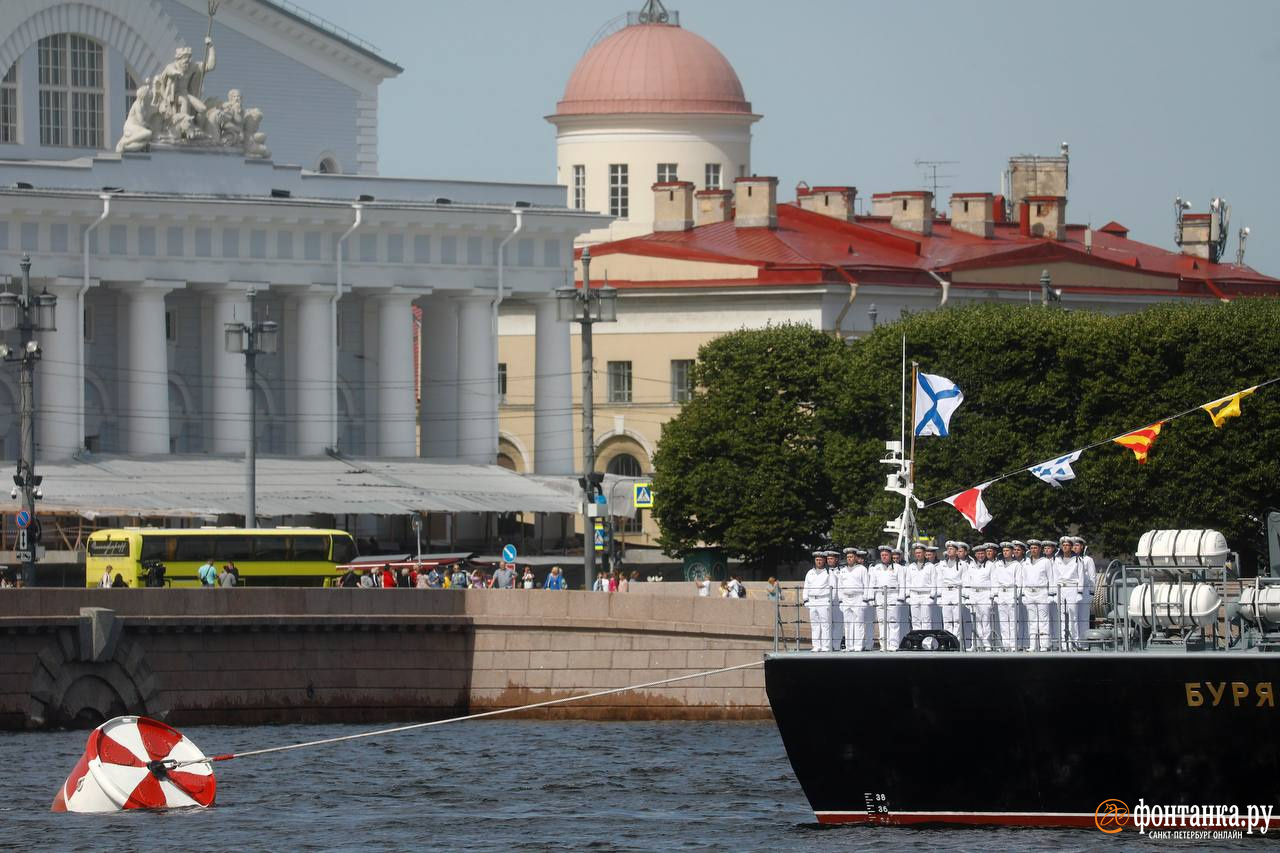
left=1098, top=221, right=1129, bottom=237
left=580, top=203, right=1280, bottom=299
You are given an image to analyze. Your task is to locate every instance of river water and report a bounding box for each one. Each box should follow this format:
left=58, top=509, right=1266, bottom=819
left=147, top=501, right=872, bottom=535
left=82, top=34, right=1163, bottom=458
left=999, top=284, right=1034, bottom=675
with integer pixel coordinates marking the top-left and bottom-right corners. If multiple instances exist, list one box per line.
left=0, top=720, right=1224, bottom=851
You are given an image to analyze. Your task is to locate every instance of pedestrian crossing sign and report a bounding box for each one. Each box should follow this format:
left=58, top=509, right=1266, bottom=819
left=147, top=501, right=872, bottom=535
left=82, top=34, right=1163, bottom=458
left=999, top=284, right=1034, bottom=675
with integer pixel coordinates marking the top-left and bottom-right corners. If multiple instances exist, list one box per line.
left=593, top=524, right=606, bottom=551
left=633, top=483, right=654, bottom=509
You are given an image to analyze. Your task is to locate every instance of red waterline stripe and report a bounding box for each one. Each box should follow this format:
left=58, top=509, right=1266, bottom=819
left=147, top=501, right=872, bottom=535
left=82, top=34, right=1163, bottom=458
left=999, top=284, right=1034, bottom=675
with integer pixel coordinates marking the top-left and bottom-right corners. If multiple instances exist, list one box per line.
left=816, top=811, right=1098, bottom=828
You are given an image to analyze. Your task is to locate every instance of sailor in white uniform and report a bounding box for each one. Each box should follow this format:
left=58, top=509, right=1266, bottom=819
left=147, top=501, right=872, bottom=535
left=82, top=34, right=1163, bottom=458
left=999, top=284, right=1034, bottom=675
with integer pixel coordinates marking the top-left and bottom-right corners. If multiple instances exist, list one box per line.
left=1054, top=535, right=1085, bottom=650
left=991, top=541, right=1023, bottom=651
left=836, top=547, right=871, bottom=652
left=1069, top=536, right=1095, bottom=648
left=824, top=550, right=844, bottom=647
left=803, top=550, right=835, bottom=652
left=1021, top=539, right=1057, bottom=651
left=903, top=542, right=936, bottom=633
left=935, top=540, right=966, bottom=642
left=964, top=541, right=996, bottom=651
left=923, top=543, right=941, bottom=628
left=870, top=545, right=906, bottom=651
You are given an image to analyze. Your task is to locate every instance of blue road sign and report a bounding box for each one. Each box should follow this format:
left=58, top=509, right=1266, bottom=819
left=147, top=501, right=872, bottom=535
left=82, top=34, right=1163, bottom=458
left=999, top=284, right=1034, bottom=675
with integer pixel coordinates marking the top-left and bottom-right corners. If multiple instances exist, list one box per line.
left=633, top=483, right=654, bottom=509
left=502, top=544, right=517, bottom=563
left=15, top=510, right=31, bottom=529
left=593, top=525, right=605, bottom=551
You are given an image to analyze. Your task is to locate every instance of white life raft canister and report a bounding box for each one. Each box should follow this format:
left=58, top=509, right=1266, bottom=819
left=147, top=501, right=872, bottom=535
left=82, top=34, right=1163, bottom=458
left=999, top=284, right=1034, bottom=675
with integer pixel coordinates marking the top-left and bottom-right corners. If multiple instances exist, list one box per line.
left=51, top=715, right=216, bottom=812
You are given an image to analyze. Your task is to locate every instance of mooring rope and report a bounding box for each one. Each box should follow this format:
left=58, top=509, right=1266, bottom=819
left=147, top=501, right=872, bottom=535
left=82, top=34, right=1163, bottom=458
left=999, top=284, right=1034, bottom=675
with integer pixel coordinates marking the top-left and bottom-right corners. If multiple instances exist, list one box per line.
left=165, top=659, right=765, bottom=770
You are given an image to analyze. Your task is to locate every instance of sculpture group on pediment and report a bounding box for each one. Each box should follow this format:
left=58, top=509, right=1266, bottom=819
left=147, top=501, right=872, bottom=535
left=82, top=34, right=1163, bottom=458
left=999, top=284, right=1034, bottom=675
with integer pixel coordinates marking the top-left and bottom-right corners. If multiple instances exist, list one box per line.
left=116, top=1, right=269, bottom=158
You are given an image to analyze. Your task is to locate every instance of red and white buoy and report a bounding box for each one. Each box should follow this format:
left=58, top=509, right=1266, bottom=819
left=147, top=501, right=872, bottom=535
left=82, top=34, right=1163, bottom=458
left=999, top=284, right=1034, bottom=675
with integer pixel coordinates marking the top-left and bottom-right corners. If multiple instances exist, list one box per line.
left=51, top=716, right=216, bottom=813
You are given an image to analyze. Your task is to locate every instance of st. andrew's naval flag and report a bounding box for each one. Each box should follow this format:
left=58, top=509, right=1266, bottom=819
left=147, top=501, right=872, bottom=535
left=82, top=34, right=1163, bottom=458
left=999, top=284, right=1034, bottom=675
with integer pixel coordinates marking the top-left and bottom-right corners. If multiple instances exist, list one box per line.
left=913, top=372, right=964, bottom=437
left=1028, top=450, right=1083, bottom=488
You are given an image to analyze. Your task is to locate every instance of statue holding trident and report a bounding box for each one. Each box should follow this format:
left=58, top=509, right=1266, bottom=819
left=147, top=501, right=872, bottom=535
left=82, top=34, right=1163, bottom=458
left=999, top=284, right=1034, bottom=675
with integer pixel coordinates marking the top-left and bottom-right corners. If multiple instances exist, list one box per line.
left=155, top=1, right=219, bottom=137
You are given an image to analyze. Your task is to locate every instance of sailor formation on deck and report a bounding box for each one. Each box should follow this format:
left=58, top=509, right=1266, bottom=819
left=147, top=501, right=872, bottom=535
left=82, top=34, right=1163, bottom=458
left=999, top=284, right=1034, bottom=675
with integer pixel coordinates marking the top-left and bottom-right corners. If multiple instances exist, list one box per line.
left=800, top=537, right=1097, bottom=653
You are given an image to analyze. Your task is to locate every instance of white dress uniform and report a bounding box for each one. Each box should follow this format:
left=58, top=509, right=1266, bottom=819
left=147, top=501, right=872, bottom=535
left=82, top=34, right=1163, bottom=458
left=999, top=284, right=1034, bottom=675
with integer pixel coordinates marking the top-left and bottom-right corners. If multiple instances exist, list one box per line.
left=1054, top=546, right=1085, bottom=650
left=935, top=552, right=966, bottom=641
left=965, top=556, right=995, bottom=651
left=802, top=563, right=835, bottom=652
left=1077, top=543, right=1097, bottom=648
left=903, top=558, right=936, bottom=633
left=1021, top=549, right=1058, bottom=651
left=990, top=553, right=1023, bottom=651
left=836, top=559, right=871, bottom=652
left=870, top=559, right=906, bottom=651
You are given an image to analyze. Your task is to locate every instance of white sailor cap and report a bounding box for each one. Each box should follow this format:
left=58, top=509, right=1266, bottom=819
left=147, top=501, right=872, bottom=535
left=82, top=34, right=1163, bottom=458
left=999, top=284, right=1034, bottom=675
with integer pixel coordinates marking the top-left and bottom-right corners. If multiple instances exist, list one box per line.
left=924, top=542, right=939, bottom=552
left=1069, top=536, right=1086, bottom=545
left=1059, top=535, right=1072, bottom=544
left=1011, top=539, right=1028, bottom=550
left=911, top=541, right=927, bottom=551
left=944, top=540, right=958, bottom=549
left=877, top=544, right=893, bottom=554
left=1041, top=538, right=1057, bottom=549
left=812, top=550, right=825, bottom=557
left=954, top=541, right=970, bottom=551
left=842, top=547, right=858, bottom=555
left=998, top=541, right=1012, bottom=550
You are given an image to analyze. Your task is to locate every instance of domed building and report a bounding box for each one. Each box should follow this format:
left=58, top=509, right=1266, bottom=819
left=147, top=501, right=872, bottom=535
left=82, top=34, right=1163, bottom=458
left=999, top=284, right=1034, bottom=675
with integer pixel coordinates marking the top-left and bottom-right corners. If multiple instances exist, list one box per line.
left=549, top=2, right=760, bottom=243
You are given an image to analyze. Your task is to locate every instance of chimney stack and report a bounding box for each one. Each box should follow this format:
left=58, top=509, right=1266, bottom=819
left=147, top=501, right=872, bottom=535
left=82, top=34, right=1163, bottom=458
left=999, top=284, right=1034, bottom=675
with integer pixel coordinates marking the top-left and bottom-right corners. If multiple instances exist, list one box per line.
left=886, top=190, right=933, bottom=236
left=695, top=189, right=733, bottom=226
left=949, top=193, right=995, bottom=238
left=734, top=176, right=778, bottom=228
left=1008, top=148, right=1069, bottom=212
left=1025, top=195, right=1067, bottom=240
left=652, top=181, right=695, bottom=232
left=1177, top=213, right=1213, bottom=259
left=797, top=186, right=857, bottom=222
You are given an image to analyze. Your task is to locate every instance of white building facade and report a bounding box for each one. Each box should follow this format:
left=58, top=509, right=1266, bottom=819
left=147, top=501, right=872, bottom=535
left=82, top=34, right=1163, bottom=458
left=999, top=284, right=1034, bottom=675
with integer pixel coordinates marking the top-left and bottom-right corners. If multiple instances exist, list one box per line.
left=0, top=0, right=607, bottom=468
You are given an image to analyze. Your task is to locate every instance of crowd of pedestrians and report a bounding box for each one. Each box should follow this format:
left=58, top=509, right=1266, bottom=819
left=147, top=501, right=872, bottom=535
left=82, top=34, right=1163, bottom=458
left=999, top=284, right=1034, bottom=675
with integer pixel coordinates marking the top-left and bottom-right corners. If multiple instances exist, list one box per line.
left=335, top=561, right=572, bottom=590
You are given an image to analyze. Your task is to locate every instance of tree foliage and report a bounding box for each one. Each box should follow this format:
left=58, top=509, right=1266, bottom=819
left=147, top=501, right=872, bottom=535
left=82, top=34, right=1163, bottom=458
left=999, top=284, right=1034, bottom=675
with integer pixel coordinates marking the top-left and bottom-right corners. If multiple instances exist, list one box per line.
left=653, top=301, right=1280, bottom=571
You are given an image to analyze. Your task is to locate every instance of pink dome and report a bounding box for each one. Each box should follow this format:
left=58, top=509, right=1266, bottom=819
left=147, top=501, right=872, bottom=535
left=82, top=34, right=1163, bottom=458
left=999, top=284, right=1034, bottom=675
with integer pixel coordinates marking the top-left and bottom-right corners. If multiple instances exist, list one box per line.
left=555, top=23, right=753, bottom=117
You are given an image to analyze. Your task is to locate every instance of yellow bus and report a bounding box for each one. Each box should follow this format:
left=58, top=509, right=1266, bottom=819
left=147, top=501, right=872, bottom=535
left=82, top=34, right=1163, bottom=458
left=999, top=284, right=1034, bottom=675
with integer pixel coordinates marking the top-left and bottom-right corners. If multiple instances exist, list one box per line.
left=85, top=527, right=358, bottom=588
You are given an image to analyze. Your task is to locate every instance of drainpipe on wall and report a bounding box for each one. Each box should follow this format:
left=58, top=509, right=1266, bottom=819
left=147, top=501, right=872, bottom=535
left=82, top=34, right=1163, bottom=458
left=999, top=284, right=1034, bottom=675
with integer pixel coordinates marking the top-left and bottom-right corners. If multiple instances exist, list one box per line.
left=77, top=193, right=111, bottom=456
left=831, top=268, right=858, bottom=340
left=493, top=210, right=524, bottom=441
left=928, top=270, right=951, bottom=307
left=334, top=203, right=363, bottom=451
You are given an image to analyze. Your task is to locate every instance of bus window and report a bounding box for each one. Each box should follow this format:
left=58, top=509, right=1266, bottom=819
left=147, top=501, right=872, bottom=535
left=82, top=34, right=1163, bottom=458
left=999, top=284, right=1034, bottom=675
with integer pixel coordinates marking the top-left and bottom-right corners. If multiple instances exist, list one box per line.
left=175, top=536, right=213, bottom=563
left=253, top=536, right=289, bottom=561
left=216, top=536, right=254, bottom=562
left=88, top=539, right=130, bottom=557
left=331, top=535, right=356, bottom=565
left=140, top=536, right=174, bottom=562
left=292, top=535, right=328, bottom=561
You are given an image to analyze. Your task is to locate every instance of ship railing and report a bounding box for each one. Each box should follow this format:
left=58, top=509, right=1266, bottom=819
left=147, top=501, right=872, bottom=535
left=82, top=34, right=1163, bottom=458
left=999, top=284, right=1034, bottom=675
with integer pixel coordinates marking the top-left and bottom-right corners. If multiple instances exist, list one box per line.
left=1240, top=576, right=1280, bottom=650
left=1108, top=563, right=1241, bottom=653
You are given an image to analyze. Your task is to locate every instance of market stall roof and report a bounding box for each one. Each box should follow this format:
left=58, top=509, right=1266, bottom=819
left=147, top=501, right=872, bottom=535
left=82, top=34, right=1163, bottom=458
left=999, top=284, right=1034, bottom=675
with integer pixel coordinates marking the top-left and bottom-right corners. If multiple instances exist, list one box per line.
left=35, top=455, right=582, bottom=518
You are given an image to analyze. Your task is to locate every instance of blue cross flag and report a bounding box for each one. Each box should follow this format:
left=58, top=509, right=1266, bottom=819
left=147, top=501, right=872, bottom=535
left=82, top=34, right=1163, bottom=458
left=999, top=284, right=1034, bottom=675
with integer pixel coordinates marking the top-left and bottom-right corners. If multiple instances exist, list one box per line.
left=913, top=372, right=964, bottom=437
left=1028, top=450, right=1083, bottom=488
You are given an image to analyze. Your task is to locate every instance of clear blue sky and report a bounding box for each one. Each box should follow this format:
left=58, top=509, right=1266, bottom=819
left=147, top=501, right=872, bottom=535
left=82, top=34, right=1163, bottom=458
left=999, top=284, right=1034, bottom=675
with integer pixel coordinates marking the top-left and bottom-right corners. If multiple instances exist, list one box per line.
left=302, top=0, right=1280, bottom=275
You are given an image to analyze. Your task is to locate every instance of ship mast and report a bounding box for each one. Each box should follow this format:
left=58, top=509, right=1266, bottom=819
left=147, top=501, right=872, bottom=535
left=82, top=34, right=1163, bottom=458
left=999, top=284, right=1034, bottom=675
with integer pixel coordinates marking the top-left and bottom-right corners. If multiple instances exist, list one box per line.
left=882, top=338, right=919, bottom=550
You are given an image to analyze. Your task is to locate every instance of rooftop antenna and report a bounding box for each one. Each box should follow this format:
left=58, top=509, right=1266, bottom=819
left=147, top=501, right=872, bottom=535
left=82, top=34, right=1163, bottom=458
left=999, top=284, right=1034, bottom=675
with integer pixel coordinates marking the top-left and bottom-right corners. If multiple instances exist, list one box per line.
left=1236, top=226, right=1250, bottom=266
left=914, top=159, right=958, bottom=210
left=1173, top=196, right=1191, bottom=245
left=637, top=0, right=673, bottom=24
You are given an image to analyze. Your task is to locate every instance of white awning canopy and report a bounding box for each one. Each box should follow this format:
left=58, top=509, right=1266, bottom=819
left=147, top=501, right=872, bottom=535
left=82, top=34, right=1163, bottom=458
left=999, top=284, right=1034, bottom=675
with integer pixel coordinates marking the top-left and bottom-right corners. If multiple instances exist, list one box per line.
left=34, top=455, right=582, bottom=518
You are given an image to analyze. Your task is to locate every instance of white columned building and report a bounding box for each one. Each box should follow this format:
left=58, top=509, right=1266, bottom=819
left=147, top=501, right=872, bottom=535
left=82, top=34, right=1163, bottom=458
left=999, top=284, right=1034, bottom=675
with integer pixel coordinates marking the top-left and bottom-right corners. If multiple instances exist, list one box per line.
left=532, top=293, right=574, bottom=475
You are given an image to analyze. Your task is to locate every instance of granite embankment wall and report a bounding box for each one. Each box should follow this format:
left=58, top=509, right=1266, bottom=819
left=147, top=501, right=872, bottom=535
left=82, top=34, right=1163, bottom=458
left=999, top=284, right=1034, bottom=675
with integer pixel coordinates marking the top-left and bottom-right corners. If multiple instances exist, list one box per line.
left=0, top=589, right=777, bottom=729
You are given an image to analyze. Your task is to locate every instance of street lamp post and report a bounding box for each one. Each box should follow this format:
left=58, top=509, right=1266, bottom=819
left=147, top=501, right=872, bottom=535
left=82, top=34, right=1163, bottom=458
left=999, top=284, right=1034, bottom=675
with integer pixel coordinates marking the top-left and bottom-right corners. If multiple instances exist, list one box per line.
left=0, top=254, right=57, bottom=587
left=555, top=247, right=617, bottom=591
left=224, top=288, right=278, bottom=528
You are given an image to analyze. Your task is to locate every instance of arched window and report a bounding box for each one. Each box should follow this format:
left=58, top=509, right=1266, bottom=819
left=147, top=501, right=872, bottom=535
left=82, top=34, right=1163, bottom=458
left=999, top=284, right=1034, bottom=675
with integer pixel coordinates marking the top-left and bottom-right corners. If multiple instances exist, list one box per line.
left=38, top=34, right=105, bottom=148
left=317, top=156, right=339, bottom=174
left=124, top=69, right=139, bottom=124
left=1, top=63, right=17, bottom=143
left=607, top=453, right=643, bottom=478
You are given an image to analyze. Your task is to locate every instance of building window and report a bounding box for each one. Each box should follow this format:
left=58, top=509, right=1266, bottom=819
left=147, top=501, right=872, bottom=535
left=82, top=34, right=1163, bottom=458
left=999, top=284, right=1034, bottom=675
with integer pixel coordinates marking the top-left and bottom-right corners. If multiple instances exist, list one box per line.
left=705, top=163, right=722, bottom=190
left=83, top=305, right=95, bottom=342
left=657, top=163, right=678, bottom=183
left=317, top=156, right=338, bottom=174
left=1, top=63, right=17, bottom=144
left=39, top=34, right=105, bottom=148
left=335, top=311, right=343, bottom=350
left=607, top=360, right=632, bottom=403
left=497, top=362, right=507, bottom=404
left=671, top=359, right=694, bottom=403
left=607, top=452, right=643, bottom=477
left=165, top=310, right=177, bottom=342
left=572, top=164, right=585, bottom=211
left=124, top=69, right=139, bottom=124
left=609, top=164, right=629, bottom=219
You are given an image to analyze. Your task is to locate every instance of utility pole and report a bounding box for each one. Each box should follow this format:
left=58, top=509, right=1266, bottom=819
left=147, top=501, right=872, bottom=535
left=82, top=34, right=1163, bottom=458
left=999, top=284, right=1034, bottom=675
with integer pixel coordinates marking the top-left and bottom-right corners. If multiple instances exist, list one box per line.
left=0, top=254, right=58, bottom=587
left=223, top=288, right=278, bottom=529
left=555, top=247, right=617, bottom=591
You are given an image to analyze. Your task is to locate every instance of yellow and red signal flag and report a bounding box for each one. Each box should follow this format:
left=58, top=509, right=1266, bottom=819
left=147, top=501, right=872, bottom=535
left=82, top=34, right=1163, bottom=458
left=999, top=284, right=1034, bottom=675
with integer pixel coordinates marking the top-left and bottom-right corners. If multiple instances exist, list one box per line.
left=1201, top=386, right=1257, bottom=429
left=1113, top=422, right=1165, bottom=464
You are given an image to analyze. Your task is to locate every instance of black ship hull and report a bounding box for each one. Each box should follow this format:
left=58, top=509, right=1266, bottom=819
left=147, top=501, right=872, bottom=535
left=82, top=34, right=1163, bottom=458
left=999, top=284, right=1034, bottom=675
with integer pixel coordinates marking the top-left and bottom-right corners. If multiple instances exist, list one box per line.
left=765, top=651, right=1279, bottom=828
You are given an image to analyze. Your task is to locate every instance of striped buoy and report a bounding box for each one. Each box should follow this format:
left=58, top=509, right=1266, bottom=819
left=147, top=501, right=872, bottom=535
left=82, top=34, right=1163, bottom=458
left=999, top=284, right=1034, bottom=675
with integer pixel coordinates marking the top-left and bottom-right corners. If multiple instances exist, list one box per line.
left=51, top=716, right=216, bottom=813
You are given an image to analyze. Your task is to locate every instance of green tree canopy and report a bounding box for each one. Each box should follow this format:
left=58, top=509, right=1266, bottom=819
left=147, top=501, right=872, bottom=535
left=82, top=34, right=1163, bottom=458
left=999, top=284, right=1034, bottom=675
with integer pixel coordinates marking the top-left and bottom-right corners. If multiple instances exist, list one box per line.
left=653, top=301, right=1280, bottom=572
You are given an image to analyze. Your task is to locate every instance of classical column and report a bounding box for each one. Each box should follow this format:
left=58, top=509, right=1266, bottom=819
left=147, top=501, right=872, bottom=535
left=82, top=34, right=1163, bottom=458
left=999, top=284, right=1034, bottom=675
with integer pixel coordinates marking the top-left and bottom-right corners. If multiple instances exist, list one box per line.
left=455, top=294, right=497, bottom=464
left=533, top=293, right=574, bottom=474
left=372, top=290, right=417, bottom=456
left=292, top=289, right=332, bottom=455
left=204, top=285, right=251, bottom=454
left=119, top=282, right=176, bottom=454
left=35, top=280, right=84, bottom=460
left=419, top=294, right=458, bottom=459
